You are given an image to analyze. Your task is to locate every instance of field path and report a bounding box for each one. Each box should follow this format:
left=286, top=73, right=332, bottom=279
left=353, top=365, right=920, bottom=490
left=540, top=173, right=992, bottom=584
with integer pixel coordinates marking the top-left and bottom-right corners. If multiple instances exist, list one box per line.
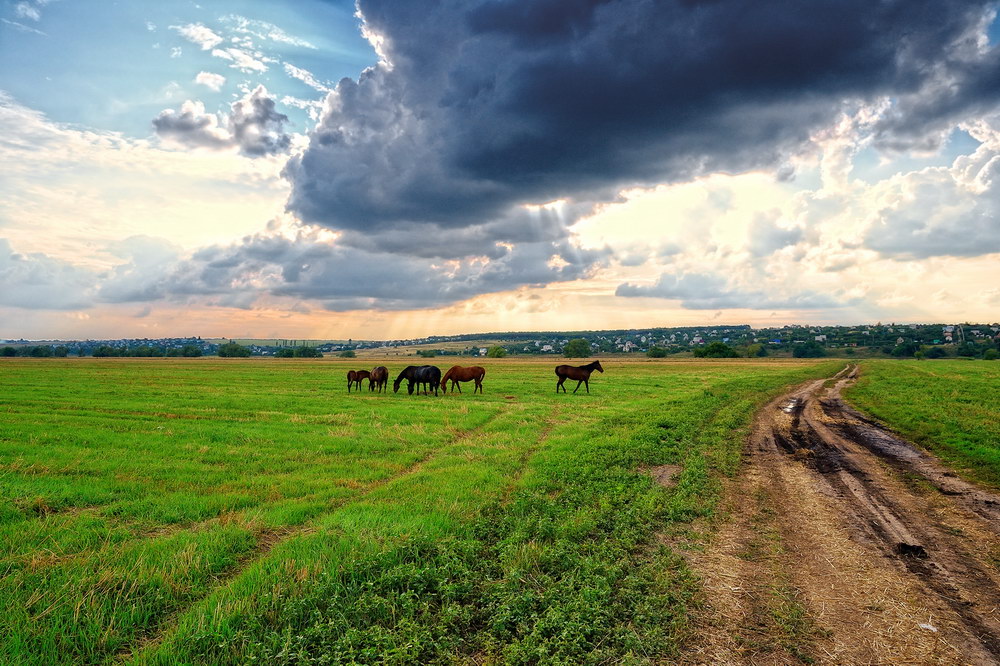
left=684, top=364, right=1000, bottom=665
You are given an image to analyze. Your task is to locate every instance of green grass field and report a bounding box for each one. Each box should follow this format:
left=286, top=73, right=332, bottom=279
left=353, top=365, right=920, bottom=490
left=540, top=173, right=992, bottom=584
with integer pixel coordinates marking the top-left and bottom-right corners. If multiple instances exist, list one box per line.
left=2, top=357, right=845, bottom=664
left=846, top=359, right=1000, bottom=488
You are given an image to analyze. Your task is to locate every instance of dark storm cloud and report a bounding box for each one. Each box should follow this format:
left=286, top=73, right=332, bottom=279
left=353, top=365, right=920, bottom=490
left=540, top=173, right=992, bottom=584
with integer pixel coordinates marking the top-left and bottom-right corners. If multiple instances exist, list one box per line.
left=285, top=0, right=998, bottom=239
left=616, top=271, right=841, bottom=310
left=153, top=86, right=290, bottom=157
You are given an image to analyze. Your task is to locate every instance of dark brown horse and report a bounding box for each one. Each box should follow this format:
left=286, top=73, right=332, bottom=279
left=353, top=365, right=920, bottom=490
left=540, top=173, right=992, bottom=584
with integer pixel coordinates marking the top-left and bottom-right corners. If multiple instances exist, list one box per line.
left=369, top=366, right=388, bottom=393
left=347, top=369, right=371, bottom=393
left=555, top=360, right=604, bottom=393
left=393, top=365, right=442, bottom=396
left=441, top=365, right=486, bottom=394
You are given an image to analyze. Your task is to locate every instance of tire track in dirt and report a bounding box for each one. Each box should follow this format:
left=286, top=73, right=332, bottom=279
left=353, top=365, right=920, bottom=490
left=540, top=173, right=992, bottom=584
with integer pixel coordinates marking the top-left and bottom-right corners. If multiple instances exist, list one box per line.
left=684, top=365, right=1000, bottom=665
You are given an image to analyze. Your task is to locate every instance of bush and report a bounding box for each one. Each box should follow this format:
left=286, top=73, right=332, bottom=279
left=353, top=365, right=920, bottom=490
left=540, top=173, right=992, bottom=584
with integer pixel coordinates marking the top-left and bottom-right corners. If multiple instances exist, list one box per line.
left=417, top=349, right=437, bottom=358
left=217, top=342, right=251, bottom=358
left=746, top=343, right=767, bottom=358
left=924, top=346, right=947, bottom=359
left=693, top=342, right=739, bottom=358
left=486, top=346, right=506, bottom=358
left=646, top=347, right=668, bottom=358
left=985, top=349, right=999, bottom=361
left=1, top=346, right=17, bottom=357
left=275, top=348, right=295, bottom=358
left=338, top=350, right=356, bottom=358
left=181, top=345, right=202, bottom=357
left=563, top=338, right=591, bottom=358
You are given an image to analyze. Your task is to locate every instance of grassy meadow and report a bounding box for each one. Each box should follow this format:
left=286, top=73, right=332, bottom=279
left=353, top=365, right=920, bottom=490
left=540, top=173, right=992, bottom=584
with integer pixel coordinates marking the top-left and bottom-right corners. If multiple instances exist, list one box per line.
left=2, top=357, right=844, bottom=664
left=845, top=359, right=1000, bottom=488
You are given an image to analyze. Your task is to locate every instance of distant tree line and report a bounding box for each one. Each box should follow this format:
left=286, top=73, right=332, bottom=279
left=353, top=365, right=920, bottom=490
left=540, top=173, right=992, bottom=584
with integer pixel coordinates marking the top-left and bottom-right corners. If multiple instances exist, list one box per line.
left=274, top=346, right=323, bottom=358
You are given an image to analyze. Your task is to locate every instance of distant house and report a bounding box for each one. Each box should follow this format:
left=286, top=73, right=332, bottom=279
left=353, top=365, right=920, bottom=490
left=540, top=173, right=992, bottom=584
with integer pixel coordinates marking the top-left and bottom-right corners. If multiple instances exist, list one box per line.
left=478, top=348, right=488, bottom=356
left=541, top=344, right=554, bottom=352
left=815, top=335, right=827, bottom=342
left=896, top=337, right=904, bottom=345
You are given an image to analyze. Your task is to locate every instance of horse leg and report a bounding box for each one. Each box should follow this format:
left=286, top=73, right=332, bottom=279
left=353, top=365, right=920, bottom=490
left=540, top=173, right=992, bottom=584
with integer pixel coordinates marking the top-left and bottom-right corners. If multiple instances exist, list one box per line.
left=475, top=379, right=482, bottom=394
left=573, top=380, right=582, bottom=393
left=585, top=379, right=590, bottom=393
left=556, top=377, right=565, bottom=393
left=456, top=381, right=462, bottom=393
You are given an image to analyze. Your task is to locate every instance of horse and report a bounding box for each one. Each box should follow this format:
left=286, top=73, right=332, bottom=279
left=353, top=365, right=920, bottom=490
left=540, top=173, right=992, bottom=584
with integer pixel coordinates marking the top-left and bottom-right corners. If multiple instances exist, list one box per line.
left=555, top=360, right=604, bottom=393
left=441, top=365, right=486, bottom=394
left=393, top=365, right=442, bottom=396
left=369, top=366, right=388, bottom=393
left=347, top=369, right=371, bottom=393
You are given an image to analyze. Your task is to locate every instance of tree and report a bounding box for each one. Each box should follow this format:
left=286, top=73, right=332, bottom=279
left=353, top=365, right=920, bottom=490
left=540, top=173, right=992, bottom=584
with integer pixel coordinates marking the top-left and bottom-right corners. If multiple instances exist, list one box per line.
left=890, top=341, right=920, bottom=358
left=746, top=343, right=767, bottom=358
left=181, top=345, right=202, bottom=357
left=486, top=346, right=506, bottom=358
left=646, top=346, right=668, bottom=358
left=295, top=346, right=323, bottom=358
left=275, top=348, right=295, bottom=358
left=338, top=349, right=356, bottom=358
left=924, top=346, right=947, bottom=359
left=985, top=349, right=999, bottom=361
left=563, top=338, right=591, bottom=358
left=956, top=342, right=980, bottom=358
left=694, top=342, right=739, bottom=358
left=217, top=342, right=251, bottom=357
left=1, top=346, right=16, bottom=357
left=914, top=350, right=926, bottom=361
left=792, top=341, right=826, bottom=358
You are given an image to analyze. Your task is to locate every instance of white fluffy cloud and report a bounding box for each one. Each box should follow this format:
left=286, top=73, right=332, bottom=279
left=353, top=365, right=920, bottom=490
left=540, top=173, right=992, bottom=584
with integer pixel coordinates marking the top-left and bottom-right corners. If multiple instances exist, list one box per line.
left=194, top=71, right=226, bottom=92
left=171, top=23, right=223, bottom=50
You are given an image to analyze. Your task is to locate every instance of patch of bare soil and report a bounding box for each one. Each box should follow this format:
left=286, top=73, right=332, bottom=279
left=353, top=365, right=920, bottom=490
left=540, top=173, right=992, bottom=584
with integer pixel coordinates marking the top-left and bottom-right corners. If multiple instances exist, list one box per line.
left=646, top=464, right=682, bottom=489
left=682, top=365, right=1000, bottom=665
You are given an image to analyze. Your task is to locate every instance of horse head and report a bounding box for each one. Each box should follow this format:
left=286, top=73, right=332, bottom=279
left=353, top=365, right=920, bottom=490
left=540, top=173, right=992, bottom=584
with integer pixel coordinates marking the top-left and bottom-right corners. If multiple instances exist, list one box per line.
left=594, top=360, right=604, bottom=373
left=393, top=378, right=402, bottom=393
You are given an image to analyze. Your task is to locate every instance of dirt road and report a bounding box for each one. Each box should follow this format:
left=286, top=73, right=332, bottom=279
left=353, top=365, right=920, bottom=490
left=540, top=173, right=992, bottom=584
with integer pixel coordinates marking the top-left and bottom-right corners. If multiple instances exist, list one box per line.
left=682, top=365, right=1000, bottom=665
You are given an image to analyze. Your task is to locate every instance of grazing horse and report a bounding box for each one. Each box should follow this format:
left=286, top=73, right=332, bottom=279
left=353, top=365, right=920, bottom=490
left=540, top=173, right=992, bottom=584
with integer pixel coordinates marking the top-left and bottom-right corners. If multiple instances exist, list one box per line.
left=369, top=366, right=389, bottom=393
left=347, top=369, right=371, bottom=393
left=393, top=365, right=442, bottom=396
left=441, top=365, right=486, bottom=394
left=555, top=360, right=604, bottom=394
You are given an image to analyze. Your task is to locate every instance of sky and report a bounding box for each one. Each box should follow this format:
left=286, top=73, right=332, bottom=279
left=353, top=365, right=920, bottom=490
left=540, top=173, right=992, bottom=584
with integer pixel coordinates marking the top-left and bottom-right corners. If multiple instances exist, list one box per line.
left=1, top=0, right=999, bottom=340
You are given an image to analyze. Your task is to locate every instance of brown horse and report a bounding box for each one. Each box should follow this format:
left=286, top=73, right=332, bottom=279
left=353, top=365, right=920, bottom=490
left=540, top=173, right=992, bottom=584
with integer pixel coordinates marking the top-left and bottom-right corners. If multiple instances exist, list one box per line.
left=441, top=365, right=486, bottom=394
left=347, top=369, right=371, bottom=393
left=369, top=366, right=388, bottom=393
left=555, top=360, right=604, bottom=393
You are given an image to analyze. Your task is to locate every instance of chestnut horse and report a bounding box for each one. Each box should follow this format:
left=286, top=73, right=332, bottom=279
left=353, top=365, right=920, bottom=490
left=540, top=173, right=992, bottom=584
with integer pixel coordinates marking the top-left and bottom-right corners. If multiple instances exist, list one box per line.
left=441, top=365, right=486, bottom=394
left=369, top=366, right=388, bottom=393
left=555, top=360, right=604, bottom=393
left=347, top=369, right=371, bottom=393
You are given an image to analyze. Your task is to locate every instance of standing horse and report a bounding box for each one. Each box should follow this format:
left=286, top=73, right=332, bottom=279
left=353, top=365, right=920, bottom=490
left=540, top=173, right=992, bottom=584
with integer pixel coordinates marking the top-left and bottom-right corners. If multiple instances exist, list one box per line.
left=348, top=369, right=371, bottom=393
left=441, top=365, right=486, bottom=394
left=369, top=366, right=388, bottom=393
left=555, top=360, right=604, bottom=393
left=393, top=365, right=442, bottom=396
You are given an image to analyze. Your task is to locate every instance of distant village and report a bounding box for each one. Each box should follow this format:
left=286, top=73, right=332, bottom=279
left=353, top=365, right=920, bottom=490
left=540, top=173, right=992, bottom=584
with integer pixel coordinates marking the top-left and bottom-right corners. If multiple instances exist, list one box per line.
left=3, top=322, right=1000, bottom=359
